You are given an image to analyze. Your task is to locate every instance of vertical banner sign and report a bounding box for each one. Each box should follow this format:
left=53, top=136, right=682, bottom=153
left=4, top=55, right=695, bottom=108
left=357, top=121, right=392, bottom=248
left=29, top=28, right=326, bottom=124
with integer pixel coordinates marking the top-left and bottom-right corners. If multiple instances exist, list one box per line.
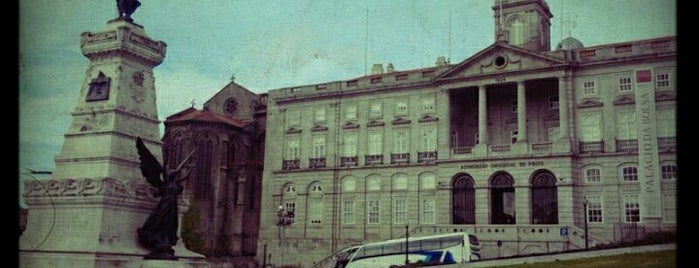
left=634, top=69, right=662, bottom=218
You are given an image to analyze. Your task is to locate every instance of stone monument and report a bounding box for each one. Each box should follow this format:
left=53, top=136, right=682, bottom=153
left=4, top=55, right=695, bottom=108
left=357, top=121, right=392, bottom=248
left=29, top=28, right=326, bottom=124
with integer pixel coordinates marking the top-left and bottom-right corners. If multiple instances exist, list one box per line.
left=19, top=3, right=207, bottom=267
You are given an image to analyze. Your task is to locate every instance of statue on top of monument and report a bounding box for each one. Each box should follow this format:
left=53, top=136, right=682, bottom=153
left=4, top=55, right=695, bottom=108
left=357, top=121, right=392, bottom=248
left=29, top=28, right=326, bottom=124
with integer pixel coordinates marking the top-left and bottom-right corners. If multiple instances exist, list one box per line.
left=116, top=0, right=142, bottom=22
left=135, top=137, right=195, bottom=260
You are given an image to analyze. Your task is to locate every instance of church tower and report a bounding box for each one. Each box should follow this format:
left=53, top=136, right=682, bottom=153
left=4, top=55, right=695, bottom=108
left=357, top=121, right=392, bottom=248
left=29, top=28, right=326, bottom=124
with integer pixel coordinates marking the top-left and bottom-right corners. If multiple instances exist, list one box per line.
left=493, top=0, right=553, bottom=52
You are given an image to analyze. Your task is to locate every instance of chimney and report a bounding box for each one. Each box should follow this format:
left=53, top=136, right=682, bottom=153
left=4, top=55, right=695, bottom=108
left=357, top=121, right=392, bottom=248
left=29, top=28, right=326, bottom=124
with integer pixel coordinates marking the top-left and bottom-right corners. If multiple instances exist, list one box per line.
left=386, top=63, right=395, bottom=73
left=371, top=63, right=383, bottom=75
left=435, top=56, right=448, bottom=67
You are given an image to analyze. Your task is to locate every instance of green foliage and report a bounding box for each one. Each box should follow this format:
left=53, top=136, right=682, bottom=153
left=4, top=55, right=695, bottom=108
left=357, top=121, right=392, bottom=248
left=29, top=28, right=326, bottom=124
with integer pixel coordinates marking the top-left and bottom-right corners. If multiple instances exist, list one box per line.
left=181, top=198, right=205, bottom=253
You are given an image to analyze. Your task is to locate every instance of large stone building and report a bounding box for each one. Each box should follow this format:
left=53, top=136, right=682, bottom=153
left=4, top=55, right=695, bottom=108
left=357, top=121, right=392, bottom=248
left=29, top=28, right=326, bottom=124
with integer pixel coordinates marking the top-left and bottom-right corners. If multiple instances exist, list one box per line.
left=162, top=0, right=676, bottom=267
left=252, top=0, right=676, bottom=267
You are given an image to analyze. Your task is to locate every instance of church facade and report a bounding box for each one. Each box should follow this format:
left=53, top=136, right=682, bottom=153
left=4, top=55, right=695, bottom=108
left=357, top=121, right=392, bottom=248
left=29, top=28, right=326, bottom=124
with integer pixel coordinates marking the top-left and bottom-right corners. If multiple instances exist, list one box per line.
left=253, top=0, right=676, bottom=267
left=161, top=0, right=676, bottom=267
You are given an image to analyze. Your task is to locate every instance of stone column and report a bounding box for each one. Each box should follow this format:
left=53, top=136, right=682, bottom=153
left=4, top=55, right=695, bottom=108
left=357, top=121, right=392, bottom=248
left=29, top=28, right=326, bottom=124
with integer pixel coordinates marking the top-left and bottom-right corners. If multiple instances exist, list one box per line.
left=517, top=81, right=527, bottom=142
left=475, top=186, right=489, bottom=224
left=475, top=85, right=489, bottom=155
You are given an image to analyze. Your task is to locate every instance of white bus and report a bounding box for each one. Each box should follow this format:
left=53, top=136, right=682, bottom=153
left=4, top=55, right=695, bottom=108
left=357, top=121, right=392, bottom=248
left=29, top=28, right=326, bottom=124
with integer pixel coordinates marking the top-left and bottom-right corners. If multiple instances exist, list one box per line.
left=334, top=232, right=481, bottom=268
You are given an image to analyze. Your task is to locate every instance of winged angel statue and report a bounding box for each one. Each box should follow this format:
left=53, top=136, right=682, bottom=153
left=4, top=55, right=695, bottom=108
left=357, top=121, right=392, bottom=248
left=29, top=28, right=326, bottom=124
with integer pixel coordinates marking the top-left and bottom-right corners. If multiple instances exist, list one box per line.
left=135, top=137, right=195, bottom=260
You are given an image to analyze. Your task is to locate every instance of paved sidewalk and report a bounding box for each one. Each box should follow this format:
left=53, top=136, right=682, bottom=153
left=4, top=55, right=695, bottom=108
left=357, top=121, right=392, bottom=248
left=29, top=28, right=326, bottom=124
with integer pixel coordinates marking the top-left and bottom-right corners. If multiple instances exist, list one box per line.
left=443, top=243, right=676, bottom=267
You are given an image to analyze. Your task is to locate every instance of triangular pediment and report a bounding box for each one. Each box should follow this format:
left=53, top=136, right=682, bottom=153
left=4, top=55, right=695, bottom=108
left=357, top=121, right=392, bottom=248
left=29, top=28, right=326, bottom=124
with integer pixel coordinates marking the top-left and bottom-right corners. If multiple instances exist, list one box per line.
left=655, top=91, right=676, bottom=101
left=418, top=114, right=439, bottom=122
left=613, top=94, right=635, bottom=105
left=578, top=97, right=604, bottom=108
left=436, top=42, right=566, bottom=81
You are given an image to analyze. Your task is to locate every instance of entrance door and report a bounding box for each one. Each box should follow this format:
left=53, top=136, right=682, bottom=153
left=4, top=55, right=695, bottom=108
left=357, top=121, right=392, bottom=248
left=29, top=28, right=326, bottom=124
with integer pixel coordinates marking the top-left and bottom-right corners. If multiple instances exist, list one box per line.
left=491, top=173, right=515, bottom=224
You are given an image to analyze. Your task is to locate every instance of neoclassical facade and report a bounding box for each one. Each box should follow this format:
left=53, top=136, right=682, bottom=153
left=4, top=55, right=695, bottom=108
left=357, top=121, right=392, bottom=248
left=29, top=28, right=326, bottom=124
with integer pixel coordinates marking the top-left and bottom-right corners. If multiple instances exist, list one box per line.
left=254, top=0, right=676, bottom=267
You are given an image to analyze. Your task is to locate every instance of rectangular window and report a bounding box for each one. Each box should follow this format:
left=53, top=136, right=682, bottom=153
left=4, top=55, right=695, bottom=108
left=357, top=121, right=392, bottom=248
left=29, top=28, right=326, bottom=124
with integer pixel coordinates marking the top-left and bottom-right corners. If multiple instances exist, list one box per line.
left=313, top=136, right=326, bottom=158
left=395, top=99, right=408, bottom=116
left=583, top=81, right=596, bottom=95
left=585, top=168, right=601, bottom=183
left=343, top=134, right=357, bottom=157
left=549, top=96, right=559, bottom=110
left=314, top=107, right=326, bottom=122
left=422, top=199, right=435, bottom=224
left=370, top=101, right=382, bottom=119
left=368, top=131, right=383, bottom=155
left=309, top=201, right=322, bottom=224
left=661, top=164, right=677, bottom=180
left=393, top=129, right=409, bottom=153
left=422, top=96, right=435, bottom=114
left=342, top=200, right=355, bottom=224
left=617, top=111, right=637, bottom=140
left=622, top=166, right=638, bottom=181
left=623, top=194, right=640, bottom=223
left=585, top=195, right=603, bottom=223
left=368, top=200, right=380, bottom=224
left=619, top=77, right=633, bottom=92
left=581, top=114, right=602, bottom=141
left=663, top=193, right=676, bottom=223
left=287, top=109, right=300, bottom=127
left=656, top=73, right=670, bottom=89
left=394, top=199, right=406, bottom=224
left=285, top=202, right=296, bottom=222
left=286, top=139, right=300, bottom=160
left=345, top=104, right=357, bottom=120
left=656, top=109, right=676, bottom=138
left=421, top=127, right=437, bottom=151
left=510, top=129, right=518, bottom=144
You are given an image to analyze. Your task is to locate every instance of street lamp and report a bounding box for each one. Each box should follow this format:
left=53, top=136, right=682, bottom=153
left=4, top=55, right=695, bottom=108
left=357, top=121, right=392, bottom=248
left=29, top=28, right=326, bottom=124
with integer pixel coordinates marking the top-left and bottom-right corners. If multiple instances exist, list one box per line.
left=583, top=196, right=589, bottom=250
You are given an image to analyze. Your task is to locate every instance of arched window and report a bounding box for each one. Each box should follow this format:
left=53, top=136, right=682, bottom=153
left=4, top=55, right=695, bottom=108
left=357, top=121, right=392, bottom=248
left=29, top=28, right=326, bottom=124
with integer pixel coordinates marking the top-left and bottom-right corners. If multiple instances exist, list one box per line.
left=509, top=16, right=524, bottom=45
left=452, top=174, right=475, bottom=224
left=530, top=171, right=558, bottom=224
left=490, top=172, right=515, bottom=224
left=281, top=183, right=297, bottom=224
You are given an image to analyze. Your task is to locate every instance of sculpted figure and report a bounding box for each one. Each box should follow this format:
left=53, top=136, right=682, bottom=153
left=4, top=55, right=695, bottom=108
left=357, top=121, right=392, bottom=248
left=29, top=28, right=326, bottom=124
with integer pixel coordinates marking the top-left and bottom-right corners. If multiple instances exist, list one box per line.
left=116, top=0, right=142, bottom=21
left=135, top=137, right=195, bottom=260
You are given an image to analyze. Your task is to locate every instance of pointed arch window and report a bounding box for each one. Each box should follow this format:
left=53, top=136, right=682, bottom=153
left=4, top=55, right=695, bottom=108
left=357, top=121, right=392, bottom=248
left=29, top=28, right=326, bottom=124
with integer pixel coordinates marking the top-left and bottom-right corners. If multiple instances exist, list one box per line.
left=195, top=132, right=215, bottom=199
left=530, top=172, right=558, bottom=224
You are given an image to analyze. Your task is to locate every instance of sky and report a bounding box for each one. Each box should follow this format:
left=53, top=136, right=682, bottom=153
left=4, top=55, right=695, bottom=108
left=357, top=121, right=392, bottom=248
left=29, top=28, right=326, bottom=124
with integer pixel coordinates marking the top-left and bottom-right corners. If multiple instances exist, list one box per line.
left=18, top=0, right=676, bottom=174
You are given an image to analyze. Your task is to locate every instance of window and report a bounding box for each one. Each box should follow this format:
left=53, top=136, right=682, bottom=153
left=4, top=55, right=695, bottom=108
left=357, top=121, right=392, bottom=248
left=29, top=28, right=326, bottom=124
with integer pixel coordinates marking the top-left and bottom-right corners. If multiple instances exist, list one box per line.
left=510, top=129, right=518, bottom=144
left=530, top=172, right=558, bottom=224
left=395, top=99, right=408, bottom=116
left=622, top=166, right=638, bottom=181
left=343, top=134, right=357, bottom=157
left=656, top=73, right=670, bottom=89
left=585, top=196, right=603, bottom=223
left=345, top=104, right=357, bottom=120
left=422, top=199, right=435, bottom=224
left=287, top=109, right=300, bottom=126
left=583, top=81, right=596, bottom=95
left=342, top=200, right=355, bottom=224
left=661, top=164, right=677, bottom=180
left=549, top=96, right=559, bottom=110
left=585, top=168, right=601, bottom=183
left=581, top=114, right=602, bottom=141
left=394, top=129, right=409, bottom=154
left=368, top=200, right=380, bottom=224
left=393, top=174, right=407, bottom=190
left=422, top=96, right=435, bottom=114
left=370, top=101, right=382, bottom=118
left=286, top=139, right=300, bottom=160
left=656, top=109, right=676, bottom=138
left=368, top=131, right=383, bottom=155
left=421, top=128, right=437, bottom=152
left=511, top=99, right=518, bottom=113
left=663, top=193, right=676, bottom=223
left=509, top=17, right=523, bottom=45
left=623, top=194, right=640, bottom=223
left=309, top=201, right=322, bottom=225
left=474, top=132, right=480, bottom=145
left=285, top=201, right=296, bottom=222
left=394, top=199, right=406, bottom=224
left=314, top=107, right=326, bottom=122
left=617, top=111, right=637, bottom=140
left=312, top=136, right=326, bottom=158
left=452, top=175, right=475, bottom=224
left=619, top=77, right=633, bottom=92
left=547, top=126, right=560, bottom=142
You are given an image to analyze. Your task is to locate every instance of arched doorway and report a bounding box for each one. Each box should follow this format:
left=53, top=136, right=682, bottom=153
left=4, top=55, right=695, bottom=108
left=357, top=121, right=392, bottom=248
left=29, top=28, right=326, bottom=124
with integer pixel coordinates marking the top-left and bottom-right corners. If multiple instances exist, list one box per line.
left=530, top=171, right=558, bottom=224
left=490, top=172, right=515, bottom=224
left=452, top=174, right=475, bottom=224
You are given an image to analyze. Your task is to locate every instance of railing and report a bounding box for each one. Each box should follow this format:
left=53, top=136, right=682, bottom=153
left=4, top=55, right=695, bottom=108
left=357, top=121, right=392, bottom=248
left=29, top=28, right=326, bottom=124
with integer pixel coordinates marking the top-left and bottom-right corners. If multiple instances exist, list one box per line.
left=282, top=159, right=300, bottom=170
left=417, top=151, right=437, bottom=163
left=391, top=153, right=410, bottom=164
left=340, top=156, right=358, bottom=167
left=365, top=154, right=383, bottom=165
left=491, top=145, right=511, bottom=153
left=531, top=142, right=553, bottom=152
left=309, top=157, right=326, bottom=168
left=615, top=139, right=638, bottom=152
left=657, top=136, right=676, bottom=150
left=452, top=147, right=473, bottom=154
left=579, top=141, right=604, bottom=153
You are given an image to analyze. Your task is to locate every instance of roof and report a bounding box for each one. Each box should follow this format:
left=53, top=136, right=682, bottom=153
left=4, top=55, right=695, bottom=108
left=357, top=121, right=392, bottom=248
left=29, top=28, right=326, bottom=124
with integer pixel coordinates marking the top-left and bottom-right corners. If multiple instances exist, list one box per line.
left=165, top=107, right=250, bottom=128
